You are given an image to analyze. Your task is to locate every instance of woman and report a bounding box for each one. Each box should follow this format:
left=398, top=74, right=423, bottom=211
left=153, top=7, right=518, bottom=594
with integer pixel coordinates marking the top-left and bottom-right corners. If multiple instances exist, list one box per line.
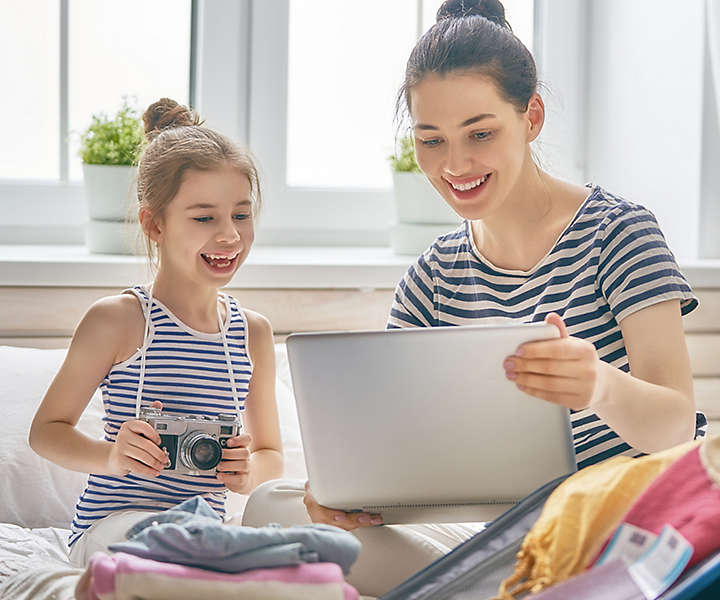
left=244, top=0, right=704, bottom=595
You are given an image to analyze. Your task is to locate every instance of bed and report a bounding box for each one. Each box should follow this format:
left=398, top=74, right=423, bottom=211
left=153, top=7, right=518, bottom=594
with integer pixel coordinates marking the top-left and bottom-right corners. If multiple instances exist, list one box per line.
left=0, top=343, right=308, bottom=599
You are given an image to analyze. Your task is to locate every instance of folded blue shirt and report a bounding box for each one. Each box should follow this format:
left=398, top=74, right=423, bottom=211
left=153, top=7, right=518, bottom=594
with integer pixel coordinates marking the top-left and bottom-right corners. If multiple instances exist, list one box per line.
left=108, top=496, right=361, bottom=574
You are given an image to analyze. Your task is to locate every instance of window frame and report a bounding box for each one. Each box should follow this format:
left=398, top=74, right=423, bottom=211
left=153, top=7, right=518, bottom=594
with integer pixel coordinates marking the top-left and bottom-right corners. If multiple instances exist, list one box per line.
left=1, top=0, right=549, bottom=248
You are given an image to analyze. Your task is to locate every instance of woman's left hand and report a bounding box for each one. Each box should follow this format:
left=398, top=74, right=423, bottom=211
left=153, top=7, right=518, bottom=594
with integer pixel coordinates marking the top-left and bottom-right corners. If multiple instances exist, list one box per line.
left=216, top=433, right=252, bottom=493
left=503, top=313, right=605, bottom=411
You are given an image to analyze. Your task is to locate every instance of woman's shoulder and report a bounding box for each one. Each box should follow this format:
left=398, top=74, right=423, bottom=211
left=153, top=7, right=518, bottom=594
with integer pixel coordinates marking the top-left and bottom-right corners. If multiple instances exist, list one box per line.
left=583, top=185, right=657, bottom=224
left=415, top=222, right=471, bottom=265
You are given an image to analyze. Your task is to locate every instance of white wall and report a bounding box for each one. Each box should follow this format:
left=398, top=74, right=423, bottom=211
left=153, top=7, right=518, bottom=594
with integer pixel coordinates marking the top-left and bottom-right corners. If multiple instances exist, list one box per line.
left=584, top=0, right=705, bottom=260
left=534, top=0, right=589, bottom=184
left=700, top=1, right=720, bottom=258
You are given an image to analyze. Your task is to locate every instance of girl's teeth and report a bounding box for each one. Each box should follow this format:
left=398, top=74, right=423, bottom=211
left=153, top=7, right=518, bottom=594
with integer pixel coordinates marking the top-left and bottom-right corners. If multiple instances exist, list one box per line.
left=451, top=174, right=489, bottom=191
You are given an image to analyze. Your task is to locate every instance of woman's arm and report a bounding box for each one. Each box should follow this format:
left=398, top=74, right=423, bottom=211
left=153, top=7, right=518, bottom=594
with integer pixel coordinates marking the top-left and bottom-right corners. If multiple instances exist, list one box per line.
left=216, top=310, right=284, bottom=494
left=596, top=299, right=695, bottom=451
left=29, top=296, right=168, bottom=477
left=506, top=300, right=695, bottom=454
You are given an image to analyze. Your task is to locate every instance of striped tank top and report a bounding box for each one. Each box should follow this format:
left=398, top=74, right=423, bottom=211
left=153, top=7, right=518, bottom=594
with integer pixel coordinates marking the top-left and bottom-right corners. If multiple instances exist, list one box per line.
left=387, top=185, right=705, bottom=469
left=69, top=286, right=252, bottom=547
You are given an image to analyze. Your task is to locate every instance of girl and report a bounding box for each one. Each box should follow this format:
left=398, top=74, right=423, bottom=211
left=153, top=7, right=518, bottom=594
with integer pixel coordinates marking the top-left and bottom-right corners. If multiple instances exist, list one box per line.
left=29, top=98, right=283, bottom=567
left=244, top=0, right=705, bottom=595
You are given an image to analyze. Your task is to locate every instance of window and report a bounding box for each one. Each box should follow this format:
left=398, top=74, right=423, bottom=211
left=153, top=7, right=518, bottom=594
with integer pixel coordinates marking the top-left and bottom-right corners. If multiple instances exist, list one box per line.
left=248, top=0, right=536, bottom=246
left=0, top=0, right=191, bottom=243
left=2, top=0, right=538, bottom=247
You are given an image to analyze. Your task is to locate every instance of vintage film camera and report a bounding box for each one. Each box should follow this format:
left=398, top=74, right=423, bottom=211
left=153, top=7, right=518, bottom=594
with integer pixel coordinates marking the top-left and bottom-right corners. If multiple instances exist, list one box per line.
left=139, top=407, right=242, bottom=475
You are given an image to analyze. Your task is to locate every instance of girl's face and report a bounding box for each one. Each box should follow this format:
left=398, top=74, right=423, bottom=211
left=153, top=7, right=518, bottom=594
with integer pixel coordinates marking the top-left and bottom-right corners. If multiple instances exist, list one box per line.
left=150, top=166, right=255, bottom=287
left=410, top=73, right=541, bottom=220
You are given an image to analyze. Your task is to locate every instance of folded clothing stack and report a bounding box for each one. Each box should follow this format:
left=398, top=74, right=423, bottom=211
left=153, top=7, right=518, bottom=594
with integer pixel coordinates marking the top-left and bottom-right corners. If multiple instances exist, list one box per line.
left=79, top=495, right=361, bottom=599
left=83, top=552, right=357, bottom=600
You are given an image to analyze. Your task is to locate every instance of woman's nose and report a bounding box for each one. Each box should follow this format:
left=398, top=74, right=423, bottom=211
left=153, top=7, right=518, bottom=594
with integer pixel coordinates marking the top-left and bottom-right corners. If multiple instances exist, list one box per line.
left=444, top=144, right=472, bottom=177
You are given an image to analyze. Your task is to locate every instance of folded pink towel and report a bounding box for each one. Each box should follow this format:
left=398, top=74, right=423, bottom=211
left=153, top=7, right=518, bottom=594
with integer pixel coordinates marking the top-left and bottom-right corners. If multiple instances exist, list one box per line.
left=85, top=551, right=358, bottom=600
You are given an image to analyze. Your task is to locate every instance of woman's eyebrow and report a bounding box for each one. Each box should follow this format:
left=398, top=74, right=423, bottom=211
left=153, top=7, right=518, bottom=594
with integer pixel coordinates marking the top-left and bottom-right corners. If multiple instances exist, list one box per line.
left=415, top=113, right=497, bottom=131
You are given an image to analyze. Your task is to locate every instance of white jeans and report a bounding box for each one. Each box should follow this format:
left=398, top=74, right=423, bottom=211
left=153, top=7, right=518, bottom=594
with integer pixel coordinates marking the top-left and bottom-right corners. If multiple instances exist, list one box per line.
left=241, top=479, right=486, bottom=598
left=68, top=510, right=154, bottom=568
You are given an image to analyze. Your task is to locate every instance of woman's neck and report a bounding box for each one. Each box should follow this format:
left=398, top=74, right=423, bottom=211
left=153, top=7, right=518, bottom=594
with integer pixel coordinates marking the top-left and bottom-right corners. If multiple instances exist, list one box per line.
left=471, top=164, right=586, bottom=271
left=150, top=270, right=224, bottom=333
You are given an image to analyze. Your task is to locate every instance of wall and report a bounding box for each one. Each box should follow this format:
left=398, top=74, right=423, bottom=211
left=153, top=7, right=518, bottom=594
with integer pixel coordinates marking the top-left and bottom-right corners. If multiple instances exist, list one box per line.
left=584, top=0, right=706, bottom=260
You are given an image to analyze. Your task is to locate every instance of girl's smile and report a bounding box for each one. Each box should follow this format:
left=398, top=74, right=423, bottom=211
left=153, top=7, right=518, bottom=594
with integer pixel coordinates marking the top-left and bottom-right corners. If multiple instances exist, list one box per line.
left=200, top=251, right=241, bottom=274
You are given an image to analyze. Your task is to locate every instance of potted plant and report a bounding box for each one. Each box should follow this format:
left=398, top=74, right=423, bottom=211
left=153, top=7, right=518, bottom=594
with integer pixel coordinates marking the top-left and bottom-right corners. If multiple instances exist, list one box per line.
left=79, top=98, right=144, bottom=254
left=388, top=134, right=461, bottom=255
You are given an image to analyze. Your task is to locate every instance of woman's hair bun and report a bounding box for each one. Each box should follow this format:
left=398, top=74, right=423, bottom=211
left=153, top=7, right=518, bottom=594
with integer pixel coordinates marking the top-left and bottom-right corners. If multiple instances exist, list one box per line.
left=142, top=98, right=202, bottom=137
left=436, top=0, right=509, bottom=29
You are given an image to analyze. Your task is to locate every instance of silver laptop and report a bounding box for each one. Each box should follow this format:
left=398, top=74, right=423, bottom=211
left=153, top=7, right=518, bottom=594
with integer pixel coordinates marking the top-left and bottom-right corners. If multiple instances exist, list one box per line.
left=286, top=323, right=577, bottom=524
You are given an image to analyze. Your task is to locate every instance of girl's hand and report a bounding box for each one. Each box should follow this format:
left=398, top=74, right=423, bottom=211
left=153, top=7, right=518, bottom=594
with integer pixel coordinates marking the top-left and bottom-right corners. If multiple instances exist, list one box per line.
left=107, top=401, right=168, bottom=477
left=303, top=481, right=382, bottom=531
left=216, top=433, right=253, bottom=493
left=503, top=313, right=605, bottom=411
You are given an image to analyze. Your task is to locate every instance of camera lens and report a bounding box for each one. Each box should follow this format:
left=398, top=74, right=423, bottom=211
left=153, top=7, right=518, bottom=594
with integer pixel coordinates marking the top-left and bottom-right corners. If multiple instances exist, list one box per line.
left=180, top=433, right=222, bottom=471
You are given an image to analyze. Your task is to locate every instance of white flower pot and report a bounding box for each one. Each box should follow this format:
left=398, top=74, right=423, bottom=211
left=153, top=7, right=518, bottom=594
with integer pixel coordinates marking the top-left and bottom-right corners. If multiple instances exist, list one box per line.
left=392, top=171, right=461, bottom=225
left=85, top=219, right=142, bottom=255
left=82, top=164, right=138, bottom=221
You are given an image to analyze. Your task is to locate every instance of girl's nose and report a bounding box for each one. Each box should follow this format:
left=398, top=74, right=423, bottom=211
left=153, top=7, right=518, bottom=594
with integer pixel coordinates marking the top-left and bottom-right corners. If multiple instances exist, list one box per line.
left=216, top=218, right=241, bottom=243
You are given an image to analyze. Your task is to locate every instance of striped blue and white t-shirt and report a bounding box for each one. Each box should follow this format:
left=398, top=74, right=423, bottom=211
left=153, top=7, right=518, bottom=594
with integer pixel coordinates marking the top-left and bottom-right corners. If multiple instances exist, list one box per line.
left=387, top=185, right=701, bottom=469
left=69, top=286, right=252, bottom=547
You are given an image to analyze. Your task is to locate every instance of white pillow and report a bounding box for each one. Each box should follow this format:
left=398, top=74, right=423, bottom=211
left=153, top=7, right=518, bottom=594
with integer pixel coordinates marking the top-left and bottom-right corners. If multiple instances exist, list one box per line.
left=0, top=346, right=104, bottom=529
left=0, top=344, right=306, bottom=529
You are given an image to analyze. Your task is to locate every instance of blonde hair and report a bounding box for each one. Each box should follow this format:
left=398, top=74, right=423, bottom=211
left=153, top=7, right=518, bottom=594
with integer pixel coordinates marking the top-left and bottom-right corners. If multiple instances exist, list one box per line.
left=136, top=98, right=261, bottom=264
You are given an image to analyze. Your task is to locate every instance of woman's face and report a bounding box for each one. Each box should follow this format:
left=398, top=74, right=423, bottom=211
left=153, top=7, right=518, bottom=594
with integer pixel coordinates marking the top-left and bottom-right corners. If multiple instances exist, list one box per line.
left=410, top=73, right=540, bottom=220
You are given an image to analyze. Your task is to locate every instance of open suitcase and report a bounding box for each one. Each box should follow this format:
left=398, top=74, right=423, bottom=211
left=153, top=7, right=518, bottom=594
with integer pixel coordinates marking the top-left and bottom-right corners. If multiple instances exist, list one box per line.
left=381, top=474, right=720, bottom=600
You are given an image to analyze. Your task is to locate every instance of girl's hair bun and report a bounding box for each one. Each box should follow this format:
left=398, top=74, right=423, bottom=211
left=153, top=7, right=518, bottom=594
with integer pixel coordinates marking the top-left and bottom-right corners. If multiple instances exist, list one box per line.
left=142, top=98, right=202, bottom=138
left=436, top=0, right=510, bottom=29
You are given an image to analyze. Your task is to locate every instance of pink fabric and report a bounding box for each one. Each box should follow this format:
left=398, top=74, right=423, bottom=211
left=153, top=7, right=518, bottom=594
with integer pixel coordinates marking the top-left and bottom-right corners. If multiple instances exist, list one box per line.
left=592, top=444, right=720, bottom=570
left=87, top=552, right=358, bottom=600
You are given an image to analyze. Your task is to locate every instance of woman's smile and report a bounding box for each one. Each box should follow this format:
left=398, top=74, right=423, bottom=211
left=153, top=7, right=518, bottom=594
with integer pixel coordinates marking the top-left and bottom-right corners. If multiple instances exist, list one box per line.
left=443, top=172, right=494, bottom=203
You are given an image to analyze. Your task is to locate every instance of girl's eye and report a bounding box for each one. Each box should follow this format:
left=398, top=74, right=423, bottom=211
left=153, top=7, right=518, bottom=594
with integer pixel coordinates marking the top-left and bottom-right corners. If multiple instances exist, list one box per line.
left=234, top=214, right=250, bottom=221
left=473, top=131, right=491, bottom=141
left=193, top=216, right=212, bottom=223
left=419, top=138, right=442, bottom=147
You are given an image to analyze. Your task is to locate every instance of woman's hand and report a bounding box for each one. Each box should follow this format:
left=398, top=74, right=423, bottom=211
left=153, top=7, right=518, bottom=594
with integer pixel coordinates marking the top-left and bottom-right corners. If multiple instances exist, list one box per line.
left=303, top=481, right=382, bottom=531
left=503, top=313, right=605, bottom=410
left=107, top=400, right=168, bottom=477
left=216, top=433, right=253, bottom=493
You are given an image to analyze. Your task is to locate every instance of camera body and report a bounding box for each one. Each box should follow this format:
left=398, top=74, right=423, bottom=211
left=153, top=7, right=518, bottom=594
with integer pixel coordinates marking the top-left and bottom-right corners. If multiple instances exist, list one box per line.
left=139, top=407, right=242, bottom=476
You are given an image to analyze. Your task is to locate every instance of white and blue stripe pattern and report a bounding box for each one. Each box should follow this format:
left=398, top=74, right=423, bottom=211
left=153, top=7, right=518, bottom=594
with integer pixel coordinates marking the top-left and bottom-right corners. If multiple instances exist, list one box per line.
left=387, top=185, right=703, bottom=469
left=69, top=286, right=252, bottom=547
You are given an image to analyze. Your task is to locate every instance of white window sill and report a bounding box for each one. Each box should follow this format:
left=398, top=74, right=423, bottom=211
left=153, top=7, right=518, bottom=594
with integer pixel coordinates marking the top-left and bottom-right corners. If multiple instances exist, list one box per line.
left=0, top=245, right=415, bottom=289
left=2, top=245, right=720, bottom=290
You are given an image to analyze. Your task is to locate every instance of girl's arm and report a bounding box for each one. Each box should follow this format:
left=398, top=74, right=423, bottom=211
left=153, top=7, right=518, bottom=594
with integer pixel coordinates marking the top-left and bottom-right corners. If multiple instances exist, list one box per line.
left=29, top=296, right=168, bottom=477
left=216, top=310, right=284, bottom=494
left=507, top=300, right=695, bottom=454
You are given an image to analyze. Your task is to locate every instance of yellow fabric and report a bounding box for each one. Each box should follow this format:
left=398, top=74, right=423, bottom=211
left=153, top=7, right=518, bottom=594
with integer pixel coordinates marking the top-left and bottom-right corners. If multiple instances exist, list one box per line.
left=495, top=440, right=700, bottom=599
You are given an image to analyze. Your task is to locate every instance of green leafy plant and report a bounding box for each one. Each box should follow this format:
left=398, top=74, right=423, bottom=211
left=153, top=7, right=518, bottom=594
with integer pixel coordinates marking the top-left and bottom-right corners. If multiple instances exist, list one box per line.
left=79, top=98, right=144, bottom=165
left=388, top=134, right=421, bottom=173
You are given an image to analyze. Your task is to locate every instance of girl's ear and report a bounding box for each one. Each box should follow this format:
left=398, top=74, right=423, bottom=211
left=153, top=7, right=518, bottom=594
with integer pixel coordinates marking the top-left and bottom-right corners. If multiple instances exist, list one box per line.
left=526, top=93, right=545, bottom=143
left=139, top=207, right=162, bottom=243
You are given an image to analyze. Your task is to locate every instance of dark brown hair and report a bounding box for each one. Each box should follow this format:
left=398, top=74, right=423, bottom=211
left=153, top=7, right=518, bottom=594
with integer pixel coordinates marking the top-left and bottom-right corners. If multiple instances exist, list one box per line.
left=137, top=98, right=261, bottom=262
left=397, top=0, right=537, bottom=122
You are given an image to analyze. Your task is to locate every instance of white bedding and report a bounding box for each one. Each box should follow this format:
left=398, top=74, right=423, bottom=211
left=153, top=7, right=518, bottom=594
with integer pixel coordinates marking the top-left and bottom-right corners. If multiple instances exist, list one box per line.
left=0, top=523, right=81, bottom=599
